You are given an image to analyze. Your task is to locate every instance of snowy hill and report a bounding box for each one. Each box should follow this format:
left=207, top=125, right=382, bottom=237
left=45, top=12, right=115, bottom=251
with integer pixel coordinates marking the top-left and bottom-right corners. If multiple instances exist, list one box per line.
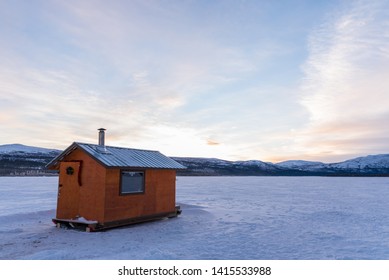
left=234, top=160, right=278, bottom=170
left=329, top=154, right=389, bottom=173
left=276, top=160, right=326, bottom=170
left=0, top=144, right=60, bottom=154
left=172, top=157, right=284, bottom=176
left=0, top=144, right=60, bottom=176
left=174, top=154, right=389, bottom=176
left=275, top=155, right=389, bottom=175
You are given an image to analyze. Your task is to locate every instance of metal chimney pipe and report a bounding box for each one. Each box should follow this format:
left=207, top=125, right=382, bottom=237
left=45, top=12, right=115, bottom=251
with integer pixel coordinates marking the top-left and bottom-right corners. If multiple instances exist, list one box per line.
left=98, top=128, right=106, bottom=146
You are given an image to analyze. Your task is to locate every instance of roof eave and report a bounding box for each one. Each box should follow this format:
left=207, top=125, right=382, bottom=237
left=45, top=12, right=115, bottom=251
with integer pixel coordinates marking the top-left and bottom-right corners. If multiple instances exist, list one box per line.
left=45, top=142, right=89, bottom=170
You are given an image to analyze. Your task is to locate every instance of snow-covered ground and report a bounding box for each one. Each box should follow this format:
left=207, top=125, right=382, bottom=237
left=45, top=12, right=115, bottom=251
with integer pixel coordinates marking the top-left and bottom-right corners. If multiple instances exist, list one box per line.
left=1, top=176, right=389, bottom=260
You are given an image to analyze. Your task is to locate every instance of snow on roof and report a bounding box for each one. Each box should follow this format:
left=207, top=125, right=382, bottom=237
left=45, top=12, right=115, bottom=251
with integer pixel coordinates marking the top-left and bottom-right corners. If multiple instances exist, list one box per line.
left=46, top=142, right=186, bottom=170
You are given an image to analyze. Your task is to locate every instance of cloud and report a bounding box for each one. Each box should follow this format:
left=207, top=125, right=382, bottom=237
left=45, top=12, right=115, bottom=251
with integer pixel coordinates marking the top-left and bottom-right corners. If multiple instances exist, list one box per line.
left=206, top=139, right=220, bottom=146
left=0, top=1, right=200, bottom=148
left=2, top=0, right=357, bottom=162
left=295, top=0, right=389, bottom=160
left=32, top=1, right=286, bottom=146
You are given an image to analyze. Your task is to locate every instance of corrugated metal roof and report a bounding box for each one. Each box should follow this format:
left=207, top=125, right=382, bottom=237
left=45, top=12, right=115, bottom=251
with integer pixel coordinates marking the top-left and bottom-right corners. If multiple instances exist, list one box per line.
left=46, top=142, right=186, bottom=170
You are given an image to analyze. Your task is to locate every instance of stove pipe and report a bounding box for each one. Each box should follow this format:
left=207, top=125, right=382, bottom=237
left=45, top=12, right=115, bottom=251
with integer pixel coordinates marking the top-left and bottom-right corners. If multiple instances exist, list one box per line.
left=98, top=128, right=106, bottom=146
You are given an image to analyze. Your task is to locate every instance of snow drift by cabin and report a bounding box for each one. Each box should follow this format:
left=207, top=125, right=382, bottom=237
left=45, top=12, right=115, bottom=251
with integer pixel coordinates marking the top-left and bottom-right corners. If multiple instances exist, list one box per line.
left=46, top=128, right=186, bottom=231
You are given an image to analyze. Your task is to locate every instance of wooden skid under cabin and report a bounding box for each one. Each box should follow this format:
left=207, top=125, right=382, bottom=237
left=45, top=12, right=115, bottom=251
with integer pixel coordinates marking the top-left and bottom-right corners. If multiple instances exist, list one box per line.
left=46, top=132, right=186, bottom=231
left=52, top=205, right=182, bottom=232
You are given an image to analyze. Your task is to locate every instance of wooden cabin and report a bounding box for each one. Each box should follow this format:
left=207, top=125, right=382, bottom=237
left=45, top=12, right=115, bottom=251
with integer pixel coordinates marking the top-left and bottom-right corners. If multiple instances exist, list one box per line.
left=46, top=128, right=186, bottom=231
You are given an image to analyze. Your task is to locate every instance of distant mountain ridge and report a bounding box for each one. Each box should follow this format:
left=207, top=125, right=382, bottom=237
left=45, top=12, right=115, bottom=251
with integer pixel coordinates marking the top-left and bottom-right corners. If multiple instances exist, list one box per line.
left=0, top=143, right=389, bottom=176
left=0, top=144, right=60, bottom=176
left=173, top=154, right=389, bottom=176
left=0, top=144, right=60, bottom=154
left=276, top=160, right=325, bottom=169
left=274, top=155, right=389, bottom=174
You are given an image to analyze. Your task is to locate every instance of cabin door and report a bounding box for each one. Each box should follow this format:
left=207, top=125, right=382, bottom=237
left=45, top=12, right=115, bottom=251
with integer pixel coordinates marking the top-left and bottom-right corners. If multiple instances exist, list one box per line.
left=56, top=162, right=81, bottom=219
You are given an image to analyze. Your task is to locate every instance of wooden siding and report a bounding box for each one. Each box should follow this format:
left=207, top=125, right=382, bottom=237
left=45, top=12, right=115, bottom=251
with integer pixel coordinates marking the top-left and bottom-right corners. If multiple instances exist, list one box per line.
left=103, top=169, right=176, bottom=223
left=56, top=148, right=106, bottom=222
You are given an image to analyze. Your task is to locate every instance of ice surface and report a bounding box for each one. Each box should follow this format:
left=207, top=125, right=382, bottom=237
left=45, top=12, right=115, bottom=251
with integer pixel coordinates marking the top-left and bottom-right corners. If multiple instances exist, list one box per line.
left=0, top=176, right=389, bottom=260
left=0, top=177, right=57, bottom=216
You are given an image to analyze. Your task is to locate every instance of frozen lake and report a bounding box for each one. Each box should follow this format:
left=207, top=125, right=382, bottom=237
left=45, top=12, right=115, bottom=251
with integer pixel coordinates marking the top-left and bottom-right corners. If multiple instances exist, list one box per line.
left=0, top=176, right=389, bottom=259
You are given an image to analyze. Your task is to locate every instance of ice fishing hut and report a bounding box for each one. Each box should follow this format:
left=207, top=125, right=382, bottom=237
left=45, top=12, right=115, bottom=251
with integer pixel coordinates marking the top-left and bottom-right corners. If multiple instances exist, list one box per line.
left=46, top=128, right=186, bottom=231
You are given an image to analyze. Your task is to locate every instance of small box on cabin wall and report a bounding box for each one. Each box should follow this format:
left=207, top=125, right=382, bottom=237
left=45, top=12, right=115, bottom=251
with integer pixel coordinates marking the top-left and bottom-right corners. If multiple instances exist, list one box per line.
left=46, top=128, right=185, bottom=231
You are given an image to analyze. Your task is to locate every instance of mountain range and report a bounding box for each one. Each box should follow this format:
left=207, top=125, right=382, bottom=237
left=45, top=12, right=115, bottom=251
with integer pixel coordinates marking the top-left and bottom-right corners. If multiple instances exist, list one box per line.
left=172, top=155, right=389, bottom=176
left=0, top=144, right=389, bottom=176
left=0, top=144, right=61, bottom=176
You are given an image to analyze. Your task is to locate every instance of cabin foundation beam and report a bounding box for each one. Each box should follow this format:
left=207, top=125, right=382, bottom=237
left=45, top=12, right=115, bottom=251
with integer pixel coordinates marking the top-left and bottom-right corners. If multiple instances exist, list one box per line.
left=52, top=206, right=181, bottom=232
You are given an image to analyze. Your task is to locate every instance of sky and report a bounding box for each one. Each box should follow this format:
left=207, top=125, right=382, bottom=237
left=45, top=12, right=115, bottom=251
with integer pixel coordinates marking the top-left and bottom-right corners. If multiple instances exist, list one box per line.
left=1, top=0, right=389, bottom=163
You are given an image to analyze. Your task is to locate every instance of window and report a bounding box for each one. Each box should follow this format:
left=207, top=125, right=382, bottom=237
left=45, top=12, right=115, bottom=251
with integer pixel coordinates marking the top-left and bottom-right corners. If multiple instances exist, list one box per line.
left=120, top=171, right=145, bottom=194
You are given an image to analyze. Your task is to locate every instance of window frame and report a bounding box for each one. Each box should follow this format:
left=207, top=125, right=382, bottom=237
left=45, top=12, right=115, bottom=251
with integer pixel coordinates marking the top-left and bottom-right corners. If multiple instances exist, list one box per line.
left=119, top=170, right=146, bottom=195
